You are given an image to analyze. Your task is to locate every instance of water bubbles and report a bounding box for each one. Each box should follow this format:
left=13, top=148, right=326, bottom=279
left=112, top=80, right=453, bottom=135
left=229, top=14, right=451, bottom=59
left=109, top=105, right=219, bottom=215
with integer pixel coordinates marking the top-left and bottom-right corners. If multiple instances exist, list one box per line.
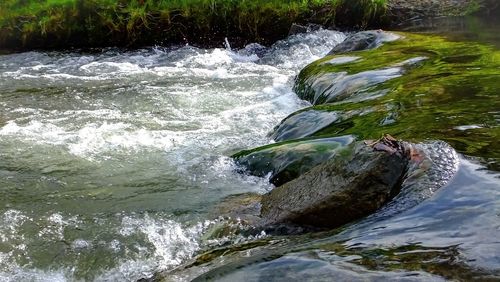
left=0, top=28, right=349, bottom=280
left=71, top=239, right=92, bottom=250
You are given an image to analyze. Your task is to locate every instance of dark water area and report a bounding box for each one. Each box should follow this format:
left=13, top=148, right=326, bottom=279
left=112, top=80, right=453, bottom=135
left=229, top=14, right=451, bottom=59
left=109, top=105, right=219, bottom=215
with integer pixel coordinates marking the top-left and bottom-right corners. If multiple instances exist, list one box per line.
left=396, top=14, right=500, bottom=48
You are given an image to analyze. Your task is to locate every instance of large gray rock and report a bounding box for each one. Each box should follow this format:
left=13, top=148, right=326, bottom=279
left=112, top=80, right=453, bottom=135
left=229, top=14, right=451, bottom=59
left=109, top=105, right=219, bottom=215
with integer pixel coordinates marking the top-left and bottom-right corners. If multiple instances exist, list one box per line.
left=260, top=137, right=410, bottom=229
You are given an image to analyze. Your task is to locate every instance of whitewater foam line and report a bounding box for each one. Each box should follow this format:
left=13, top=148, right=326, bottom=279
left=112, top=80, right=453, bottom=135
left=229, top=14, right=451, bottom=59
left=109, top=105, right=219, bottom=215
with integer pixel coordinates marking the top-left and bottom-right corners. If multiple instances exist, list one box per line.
left=0, top=209, right=249, bottom=282
left=0, top=29, right=349, bottom=280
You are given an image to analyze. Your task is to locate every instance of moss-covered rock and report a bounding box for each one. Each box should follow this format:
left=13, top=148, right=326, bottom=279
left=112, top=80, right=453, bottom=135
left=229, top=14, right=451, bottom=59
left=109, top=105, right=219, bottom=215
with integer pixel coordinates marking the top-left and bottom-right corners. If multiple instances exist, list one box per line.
left=289, top=32, right=500, bottom=170
left=233, top=135, right=355, bottom=187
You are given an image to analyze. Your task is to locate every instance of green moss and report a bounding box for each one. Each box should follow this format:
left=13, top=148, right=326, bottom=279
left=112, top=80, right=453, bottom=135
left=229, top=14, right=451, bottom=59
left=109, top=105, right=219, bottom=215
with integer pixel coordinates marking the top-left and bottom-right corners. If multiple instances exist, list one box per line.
left=0, top=0, right=388, bottom=50
left=290, top=32, right=500, bottom=170
left=233, top=135, right=356, bottom=186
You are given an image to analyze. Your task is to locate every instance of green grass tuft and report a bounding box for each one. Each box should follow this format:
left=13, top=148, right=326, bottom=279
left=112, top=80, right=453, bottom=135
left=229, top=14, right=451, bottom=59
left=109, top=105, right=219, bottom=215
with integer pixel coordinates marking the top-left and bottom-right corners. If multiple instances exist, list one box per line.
left=0, top=0, right=388, bottom=50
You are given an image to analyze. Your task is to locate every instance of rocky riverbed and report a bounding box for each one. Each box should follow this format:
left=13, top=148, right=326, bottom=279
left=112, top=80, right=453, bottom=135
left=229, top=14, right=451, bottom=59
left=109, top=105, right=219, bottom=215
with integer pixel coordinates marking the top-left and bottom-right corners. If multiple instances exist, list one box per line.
left=228, top=29, right=490, bottom=233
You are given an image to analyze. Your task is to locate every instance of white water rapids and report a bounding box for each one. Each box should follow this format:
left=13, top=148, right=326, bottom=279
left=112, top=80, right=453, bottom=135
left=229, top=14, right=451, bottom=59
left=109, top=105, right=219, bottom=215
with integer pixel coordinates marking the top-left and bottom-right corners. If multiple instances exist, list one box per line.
left=2, top=26, right=500, bottom=281
left=0, top=29, right=347, bottom=281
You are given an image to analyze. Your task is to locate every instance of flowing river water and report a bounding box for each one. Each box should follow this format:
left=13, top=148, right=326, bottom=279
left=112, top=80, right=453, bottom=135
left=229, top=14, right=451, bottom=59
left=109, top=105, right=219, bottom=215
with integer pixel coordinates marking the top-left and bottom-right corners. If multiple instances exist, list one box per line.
left=0, top=18, right=499, bottom=281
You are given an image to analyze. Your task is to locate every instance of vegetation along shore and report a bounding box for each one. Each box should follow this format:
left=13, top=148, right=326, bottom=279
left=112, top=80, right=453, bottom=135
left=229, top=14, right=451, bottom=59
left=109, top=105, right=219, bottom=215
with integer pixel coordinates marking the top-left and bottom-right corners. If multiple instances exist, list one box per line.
left=0, top=0, right=497, bottom=52
left=0, top=0, right=387, bottom=51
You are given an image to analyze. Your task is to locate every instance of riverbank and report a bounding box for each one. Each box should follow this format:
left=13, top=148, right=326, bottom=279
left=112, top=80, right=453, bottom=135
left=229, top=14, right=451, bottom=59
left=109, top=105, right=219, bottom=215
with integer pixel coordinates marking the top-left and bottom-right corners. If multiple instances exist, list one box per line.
left=0, top=0, right=387, bottom=52
left=2, top=0, right=496, bottom=52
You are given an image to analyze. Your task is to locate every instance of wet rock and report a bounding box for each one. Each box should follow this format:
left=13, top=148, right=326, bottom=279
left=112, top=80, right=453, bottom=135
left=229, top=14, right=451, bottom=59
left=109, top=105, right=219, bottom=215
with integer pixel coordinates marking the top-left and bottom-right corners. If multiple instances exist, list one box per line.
left=270, top=110, right=343, bottom=142
left=288, top=23, right=323, bottom=36
left=233, top=136, right=356, bottom=187
left=327, top=30, right=399, bottom=55
left=288, top=24, right=308, bottom=36
left=293, top=31, right=499, bottom=161
left=209, top=193, right=262, bottom=226
left=300, top=67, right=401, bottom=105
left=240, top=43, right=268, bottom=58
left=260, top=137, right=410, bottom=229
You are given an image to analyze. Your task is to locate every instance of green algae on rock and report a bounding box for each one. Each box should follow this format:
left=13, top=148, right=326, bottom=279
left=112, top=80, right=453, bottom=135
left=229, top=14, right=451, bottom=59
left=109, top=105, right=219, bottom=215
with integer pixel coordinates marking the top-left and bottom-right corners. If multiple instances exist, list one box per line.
left=289, top=32, right=500, bottom=169
left=233, top=135, right=355, bottom=187
left=228, top=30, right=495, bottom=233
left=270, top=109, right=349, bottom=142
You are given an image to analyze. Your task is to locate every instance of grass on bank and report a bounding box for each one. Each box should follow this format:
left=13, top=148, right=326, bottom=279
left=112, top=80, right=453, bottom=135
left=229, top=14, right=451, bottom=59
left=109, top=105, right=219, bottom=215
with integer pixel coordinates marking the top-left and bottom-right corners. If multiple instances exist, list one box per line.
left=0, top=0, right=388, bottom=50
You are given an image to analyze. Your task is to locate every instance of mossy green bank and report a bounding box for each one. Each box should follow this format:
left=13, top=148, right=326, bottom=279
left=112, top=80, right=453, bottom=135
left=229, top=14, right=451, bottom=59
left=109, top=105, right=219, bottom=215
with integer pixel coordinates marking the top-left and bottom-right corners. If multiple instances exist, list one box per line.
left=0, top=0, right=387, bottom=51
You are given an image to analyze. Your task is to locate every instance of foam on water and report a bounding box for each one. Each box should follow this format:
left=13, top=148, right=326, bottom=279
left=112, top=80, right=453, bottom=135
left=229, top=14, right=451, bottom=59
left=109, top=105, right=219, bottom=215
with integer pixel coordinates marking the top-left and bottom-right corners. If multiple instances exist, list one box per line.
left=0, top=209, right=223, bottom=281
left=0, top=29, right=347, bottom=280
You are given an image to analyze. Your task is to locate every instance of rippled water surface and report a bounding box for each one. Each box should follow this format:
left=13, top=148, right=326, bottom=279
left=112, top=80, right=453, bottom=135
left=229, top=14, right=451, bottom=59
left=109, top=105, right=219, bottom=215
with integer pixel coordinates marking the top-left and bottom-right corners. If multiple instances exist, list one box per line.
left=0, top=30, right=347, bottom=280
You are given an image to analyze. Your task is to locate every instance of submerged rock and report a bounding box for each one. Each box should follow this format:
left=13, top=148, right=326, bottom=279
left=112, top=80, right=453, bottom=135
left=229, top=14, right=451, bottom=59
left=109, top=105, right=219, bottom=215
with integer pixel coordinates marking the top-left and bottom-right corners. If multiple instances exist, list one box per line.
left=270, top=107, right=379, bottom=142
left=327, top=30, right=399, bottom=55
left=299, top=67, right=403, bottom=105
left=260, top=136, right=410, bottom=229
left=270, top=110, right=344, bottom=142
left=295, top=54, right=428, bottom=105
left=209, top=193, right=262, bottom=227
left=246, top=32, right=494, bottom=230
left=229, top=32, right=498, bottom=231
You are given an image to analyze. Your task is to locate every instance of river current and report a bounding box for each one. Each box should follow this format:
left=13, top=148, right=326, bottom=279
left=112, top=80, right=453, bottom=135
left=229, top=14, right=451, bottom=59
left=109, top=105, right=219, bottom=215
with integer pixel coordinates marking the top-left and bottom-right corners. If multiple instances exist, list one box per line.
left=0, top=30, right=345, bottom=280
left=0, top=26, right=499, bottom=281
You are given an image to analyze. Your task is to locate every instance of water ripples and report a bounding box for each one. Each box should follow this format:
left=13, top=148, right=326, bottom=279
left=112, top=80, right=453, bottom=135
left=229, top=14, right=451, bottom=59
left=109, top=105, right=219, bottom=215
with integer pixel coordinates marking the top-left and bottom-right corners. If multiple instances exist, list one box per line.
left=0, top=29, right=346, bottom=280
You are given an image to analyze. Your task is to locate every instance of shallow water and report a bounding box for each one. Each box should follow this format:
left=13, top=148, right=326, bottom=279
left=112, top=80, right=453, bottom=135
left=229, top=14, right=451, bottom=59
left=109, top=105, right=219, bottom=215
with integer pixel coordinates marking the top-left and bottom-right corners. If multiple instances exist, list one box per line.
left=0, top=30, right=347, bottom=280
left=1, top=19, right=500, bottom=281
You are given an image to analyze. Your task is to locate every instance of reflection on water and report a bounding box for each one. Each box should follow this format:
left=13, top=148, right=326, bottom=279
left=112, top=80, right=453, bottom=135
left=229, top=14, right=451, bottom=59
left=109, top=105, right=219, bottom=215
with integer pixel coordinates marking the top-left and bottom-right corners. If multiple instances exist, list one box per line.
left=175, top=158, right=500, bottom=281
left=397, top=14, right=500, bottom=48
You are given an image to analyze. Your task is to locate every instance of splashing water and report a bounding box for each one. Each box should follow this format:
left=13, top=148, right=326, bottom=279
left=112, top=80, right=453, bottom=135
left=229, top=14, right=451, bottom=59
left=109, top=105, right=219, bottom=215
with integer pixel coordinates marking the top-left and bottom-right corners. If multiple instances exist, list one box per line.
left=0, top=29, right=346, bottom=281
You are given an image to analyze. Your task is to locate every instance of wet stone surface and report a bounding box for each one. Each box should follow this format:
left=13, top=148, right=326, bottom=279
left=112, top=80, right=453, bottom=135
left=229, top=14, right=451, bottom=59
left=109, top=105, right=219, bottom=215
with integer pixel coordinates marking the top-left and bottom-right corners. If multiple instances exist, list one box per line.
left=260, top=140, right=410, bottom=229
left=233, top=135, right=356, bottom=187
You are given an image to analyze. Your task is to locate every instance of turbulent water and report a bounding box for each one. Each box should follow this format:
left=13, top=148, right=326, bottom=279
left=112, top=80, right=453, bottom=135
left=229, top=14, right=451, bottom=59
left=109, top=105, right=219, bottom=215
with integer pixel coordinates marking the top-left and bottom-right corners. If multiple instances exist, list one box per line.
left=0, top=30, right=347, bottom=280
left=1, top=26, right=500, bottom=281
